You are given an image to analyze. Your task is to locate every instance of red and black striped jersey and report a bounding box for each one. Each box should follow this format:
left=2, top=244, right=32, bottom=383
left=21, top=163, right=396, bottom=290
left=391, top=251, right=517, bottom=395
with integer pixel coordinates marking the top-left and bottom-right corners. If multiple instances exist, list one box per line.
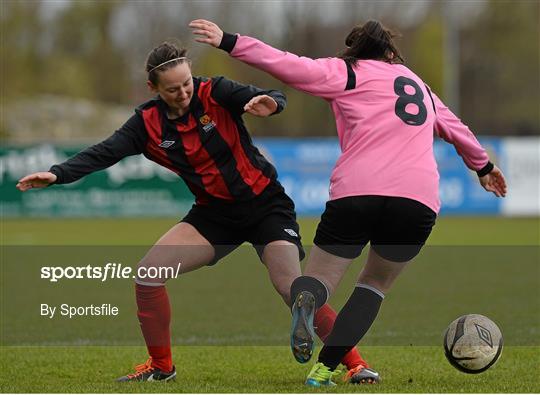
left=49, top=76, right=286, bottom=204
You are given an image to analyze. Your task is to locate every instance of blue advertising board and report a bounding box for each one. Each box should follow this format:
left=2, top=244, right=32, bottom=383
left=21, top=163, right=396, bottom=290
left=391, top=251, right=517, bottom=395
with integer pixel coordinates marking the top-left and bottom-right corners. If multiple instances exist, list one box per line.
left=256, top=137, right=503, bottom=216
left=434, top=137, right=502, bottom=214
left=1, top=137, right=513, bottom=217
left=255, top=138, right=338, bottom=216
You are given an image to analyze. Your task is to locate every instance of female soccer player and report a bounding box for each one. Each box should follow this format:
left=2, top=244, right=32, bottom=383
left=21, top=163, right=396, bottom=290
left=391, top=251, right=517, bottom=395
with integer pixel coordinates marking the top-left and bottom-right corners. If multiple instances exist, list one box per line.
left=16, top=41, right=377, bottom=383
left=190, top=19, right=508, bottom=386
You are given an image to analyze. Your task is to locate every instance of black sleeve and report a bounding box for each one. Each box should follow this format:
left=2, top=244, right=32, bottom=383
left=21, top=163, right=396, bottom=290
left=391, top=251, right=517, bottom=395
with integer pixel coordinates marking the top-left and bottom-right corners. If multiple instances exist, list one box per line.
left=210, top=76, right=286, bottom=116
left=49, top=113, right=147, bottom=184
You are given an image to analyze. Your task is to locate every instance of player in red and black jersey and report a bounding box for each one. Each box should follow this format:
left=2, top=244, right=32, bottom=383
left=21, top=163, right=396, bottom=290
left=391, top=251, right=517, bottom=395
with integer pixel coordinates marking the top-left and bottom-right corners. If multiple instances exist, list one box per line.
left=17, top=41, right=377, bottom=383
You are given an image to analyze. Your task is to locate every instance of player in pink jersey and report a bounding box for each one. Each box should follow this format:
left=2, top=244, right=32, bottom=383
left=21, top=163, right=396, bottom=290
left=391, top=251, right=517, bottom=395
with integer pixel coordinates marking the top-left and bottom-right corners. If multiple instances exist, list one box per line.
left=190, top=19, right=507, bottom=386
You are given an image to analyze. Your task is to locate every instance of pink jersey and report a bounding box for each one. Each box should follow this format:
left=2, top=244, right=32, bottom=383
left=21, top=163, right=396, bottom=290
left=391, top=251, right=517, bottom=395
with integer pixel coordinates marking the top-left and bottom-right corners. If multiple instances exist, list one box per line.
left=229, top=35, right=490, bottom=213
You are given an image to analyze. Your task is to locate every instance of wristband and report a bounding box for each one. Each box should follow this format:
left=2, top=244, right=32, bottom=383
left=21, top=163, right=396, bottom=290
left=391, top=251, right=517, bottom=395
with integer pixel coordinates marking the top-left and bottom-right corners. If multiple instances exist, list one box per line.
left=218, top=32, right=238, bottom=53
left=476, top=161, right=494, bottom=177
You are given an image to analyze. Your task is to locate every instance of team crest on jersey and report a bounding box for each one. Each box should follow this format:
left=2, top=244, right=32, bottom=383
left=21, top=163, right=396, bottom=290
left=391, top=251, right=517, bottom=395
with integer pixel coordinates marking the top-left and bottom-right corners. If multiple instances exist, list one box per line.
left=199, top=114, right=216, bottom=133
left=200, top=115, right=211, bottom=125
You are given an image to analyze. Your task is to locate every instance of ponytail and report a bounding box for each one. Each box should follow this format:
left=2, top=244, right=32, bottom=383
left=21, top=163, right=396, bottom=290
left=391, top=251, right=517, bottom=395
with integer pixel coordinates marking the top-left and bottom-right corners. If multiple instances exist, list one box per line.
left=339, top=20, right=403, bottom=65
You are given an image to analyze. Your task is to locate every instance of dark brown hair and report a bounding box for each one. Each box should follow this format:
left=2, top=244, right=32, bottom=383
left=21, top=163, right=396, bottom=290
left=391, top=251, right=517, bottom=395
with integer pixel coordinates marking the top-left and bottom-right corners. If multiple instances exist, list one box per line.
left=145, top=40, right=190, bottom=85
left=339, top=20, right=403, bottom=65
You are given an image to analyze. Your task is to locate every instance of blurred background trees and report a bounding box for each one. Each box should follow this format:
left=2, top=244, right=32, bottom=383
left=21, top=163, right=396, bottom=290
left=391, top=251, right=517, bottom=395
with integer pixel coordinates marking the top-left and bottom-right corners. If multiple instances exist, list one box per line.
left=1, top=0, right=538, bottom=142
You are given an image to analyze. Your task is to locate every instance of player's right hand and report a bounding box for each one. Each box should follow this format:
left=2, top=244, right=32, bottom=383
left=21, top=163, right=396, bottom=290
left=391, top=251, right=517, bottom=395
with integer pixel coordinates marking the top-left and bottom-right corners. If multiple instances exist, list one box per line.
left=16, top=172, right=57, bottom=192
left=479, top=165, right=507, bottom=198
left=189, top=19, right=223, bottom=48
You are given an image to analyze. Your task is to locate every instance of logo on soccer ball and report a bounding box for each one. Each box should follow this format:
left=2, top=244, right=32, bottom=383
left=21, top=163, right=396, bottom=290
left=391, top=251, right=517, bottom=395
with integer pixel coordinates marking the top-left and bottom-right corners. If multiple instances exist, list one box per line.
left=474, top=323, right=493, bottom=347
left=443, top=314, right=503, bottom=374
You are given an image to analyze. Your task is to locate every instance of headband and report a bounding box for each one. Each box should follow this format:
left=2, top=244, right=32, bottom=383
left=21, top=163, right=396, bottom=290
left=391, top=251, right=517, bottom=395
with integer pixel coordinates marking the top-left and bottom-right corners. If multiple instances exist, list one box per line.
left=148, top=57, right=188, bottom=74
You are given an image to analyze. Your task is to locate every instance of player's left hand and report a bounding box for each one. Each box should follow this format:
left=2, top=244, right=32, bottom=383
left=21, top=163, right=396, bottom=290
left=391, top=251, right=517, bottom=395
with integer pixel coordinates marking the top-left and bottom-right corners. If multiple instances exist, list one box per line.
left=243, top=95, right=278, bottom=117
left=16, top=171, right=57, bottom=192
left=479, top=165, right=507, bottom=197
left=189, top=19, right=223, bottom=48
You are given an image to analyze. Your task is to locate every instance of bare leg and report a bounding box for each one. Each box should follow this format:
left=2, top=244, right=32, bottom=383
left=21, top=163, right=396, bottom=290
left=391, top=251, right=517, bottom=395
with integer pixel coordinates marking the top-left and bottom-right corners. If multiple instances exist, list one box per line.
left=136, top=222, right=215, bottom=285
left=261, top=240, right=301, bottom=306
left=303, top=246, right=354, bottom=297
left=357, top=247, right=409, bottom=293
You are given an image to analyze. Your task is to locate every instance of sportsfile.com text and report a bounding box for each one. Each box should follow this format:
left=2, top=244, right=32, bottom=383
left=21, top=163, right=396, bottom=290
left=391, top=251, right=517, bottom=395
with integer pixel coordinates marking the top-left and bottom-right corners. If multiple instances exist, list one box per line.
left=40, top=262, right=182, bottom=282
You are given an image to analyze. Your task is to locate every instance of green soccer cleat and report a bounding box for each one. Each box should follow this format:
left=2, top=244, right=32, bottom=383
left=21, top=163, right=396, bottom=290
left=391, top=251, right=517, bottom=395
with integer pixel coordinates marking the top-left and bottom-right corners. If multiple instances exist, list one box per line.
left=305, top=362, right=340, bottom=387
left=290, top=291, right=316, bottom=363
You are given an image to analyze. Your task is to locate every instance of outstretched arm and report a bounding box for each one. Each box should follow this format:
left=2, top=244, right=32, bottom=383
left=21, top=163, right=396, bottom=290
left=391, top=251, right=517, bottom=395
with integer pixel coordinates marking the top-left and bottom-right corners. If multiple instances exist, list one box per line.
left=210, top=76, right=285, bottom=117
left=243, top=95, right=278, bottom=117
left=190, top=19, right=351, bottom=99
left=430, top=90, right=507, bottom=197
left=16, top=114, right=146, bottom=191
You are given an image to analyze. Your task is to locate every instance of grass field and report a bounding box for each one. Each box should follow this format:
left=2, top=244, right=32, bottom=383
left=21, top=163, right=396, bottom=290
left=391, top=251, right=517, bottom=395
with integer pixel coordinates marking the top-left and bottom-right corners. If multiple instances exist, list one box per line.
left=1, top=217, right=539, bottom=392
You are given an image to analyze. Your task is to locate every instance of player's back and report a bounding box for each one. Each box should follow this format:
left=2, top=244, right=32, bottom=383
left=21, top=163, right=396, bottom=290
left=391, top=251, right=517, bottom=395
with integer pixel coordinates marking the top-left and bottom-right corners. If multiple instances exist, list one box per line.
left=329, top=59, right=441, bottom=212
left=228, top=34, right=490, bottom=214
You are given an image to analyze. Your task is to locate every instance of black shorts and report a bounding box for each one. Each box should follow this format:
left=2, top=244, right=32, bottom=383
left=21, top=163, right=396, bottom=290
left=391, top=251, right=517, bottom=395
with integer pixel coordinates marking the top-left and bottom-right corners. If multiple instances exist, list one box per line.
left=181, top=183, right=305, bottom=265
left=314, top=195, right=437, bottom=262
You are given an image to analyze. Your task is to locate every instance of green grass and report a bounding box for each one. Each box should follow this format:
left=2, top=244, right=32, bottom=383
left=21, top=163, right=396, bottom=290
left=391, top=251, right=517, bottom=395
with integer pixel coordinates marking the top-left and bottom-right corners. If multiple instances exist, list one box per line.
left=1, top=346, right=539, bottom=393
left=1, top=217, right=539, bottom=392
left=2, top=217, right=539, bottom=245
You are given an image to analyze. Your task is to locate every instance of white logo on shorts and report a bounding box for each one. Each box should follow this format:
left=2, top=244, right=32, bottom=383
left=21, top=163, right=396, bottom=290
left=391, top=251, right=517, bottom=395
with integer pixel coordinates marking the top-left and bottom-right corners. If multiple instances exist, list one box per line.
left=284, top=228, right=298, bottom=237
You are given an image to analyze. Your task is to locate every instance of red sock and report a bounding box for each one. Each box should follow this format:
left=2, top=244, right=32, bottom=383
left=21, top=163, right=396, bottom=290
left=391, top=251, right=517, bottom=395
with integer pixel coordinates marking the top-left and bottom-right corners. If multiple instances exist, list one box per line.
left=314, top=303, right=369, bottom=369
left=135, top=283, right=173, bottom=372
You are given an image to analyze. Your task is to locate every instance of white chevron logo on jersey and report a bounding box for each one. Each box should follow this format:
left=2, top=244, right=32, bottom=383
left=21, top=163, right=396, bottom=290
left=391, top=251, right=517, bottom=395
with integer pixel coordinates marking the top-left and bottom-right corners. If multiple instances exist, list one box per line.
left=159, top=140, right=175, bottom=148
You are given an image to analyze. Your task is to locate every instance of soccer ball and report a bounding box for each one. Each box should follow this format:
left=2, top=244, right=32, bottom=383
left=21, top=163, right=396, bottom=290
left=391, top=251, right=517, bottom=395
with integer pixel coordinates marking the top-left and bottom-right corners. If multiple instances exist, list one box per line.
left=443, top=314, right=503, bottom=374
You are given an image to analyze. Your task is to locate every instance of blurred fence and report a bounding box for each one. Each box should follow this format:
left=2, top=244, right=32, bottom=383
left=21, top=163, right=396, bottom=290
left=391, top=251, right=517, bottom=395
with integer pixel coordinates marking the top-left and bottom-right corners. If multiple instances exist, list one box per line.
left=1, top=137, right=538, bottom=217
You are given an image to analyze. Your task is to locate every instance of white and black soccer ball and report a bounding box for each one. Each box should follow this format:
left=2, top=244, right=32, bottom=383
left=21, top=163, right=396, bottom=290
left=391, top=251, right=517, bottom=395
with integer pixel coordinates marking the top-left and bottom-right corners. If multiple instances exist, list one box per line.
left=443, top=314, right=503, bottom=374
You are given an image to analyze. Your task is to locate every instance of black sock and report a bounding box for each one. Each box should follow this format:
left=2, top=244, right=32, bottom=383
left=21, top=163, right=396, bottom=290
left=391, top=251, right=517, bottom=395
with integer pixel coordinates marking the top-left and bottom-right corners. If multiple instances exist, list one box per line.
left=318, top=284, right=384, bottom=370
left=290, top=276, right=328, bottom=309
